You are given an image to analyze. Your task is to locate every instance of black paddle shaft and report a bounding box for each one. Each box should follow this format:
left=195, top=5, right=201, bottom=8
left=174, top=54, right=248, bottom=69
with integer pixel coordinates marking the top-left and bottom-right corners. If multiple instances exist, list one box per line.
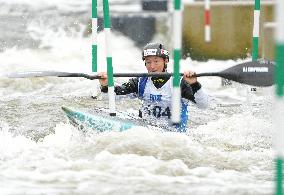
left=7, top=60, right=275, bottom=87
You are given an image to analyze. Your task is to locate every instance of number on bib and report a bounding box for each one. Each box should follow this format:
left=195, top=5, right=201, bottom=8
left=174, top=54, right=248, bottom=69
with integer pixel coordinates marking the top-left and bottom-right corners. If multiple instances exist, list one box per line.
left=146, top=105, right=171, bottom=119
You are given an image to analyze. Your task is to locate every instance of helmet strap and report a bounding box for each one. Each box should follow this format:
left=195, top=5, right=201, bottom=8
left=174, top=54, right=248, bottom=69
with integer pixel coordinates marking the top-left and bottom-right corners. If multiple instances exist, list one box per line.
left=163, top=62, right=167, bottom=72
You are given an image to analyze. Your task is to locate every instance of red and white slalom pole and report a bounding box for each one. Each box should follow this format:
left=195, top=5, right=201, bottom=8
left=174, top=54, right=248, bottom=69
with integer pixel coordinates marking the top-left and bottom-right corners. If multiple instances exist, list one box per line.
left=204, top=0, right=211, bottom=42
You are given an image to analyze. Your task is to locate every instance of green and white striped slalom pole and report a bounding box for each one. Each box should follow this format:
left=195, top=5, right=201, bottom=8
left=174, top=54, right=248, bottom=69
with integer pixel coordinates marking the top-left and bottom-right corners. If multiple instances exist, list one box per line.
left=103, top=0, right=116, bottom=116
left=252, top=0, right=260, bottom=61
left=172, top=0, right=182, bottom=125
left=92, top=0, right=98, bottom=72
left=248, top=0, right=260, bottom=93
left=275, top=0, right=284, bottom=194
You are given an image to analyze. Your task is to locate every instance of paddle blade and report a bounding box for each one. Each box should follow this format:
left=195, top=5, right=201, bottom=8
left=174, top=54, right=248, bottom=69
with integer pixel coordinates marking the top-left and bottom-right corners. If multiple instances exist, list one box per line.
left=219, top=60, right=274, bottom=87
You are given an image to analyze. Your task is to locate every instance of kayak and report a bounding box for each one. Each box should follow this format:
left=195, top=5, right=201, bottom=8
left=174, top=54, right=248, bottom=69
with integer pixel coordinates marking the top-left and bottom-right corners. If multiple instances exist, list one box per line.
left=62, top=106, right=179, bottom=133
left=61, top=106, right=137, bottom=132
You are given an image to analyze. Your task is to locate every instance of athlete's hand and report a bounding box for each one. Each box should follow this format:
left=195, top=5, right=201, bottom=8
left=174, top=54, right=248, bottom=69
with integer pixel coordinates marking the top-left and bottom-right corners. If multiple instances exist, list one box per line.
left=183, top=70, right=197, bottom=84
left=98, top=72, right=108, bottom=86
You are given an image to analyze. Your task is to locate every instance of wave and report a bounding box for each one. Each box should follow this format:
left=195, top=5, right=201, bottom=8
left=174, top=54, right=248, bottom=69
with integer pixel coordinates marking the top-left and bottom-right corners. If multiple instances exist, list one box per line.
left=0, top=0, right=91, bottom=12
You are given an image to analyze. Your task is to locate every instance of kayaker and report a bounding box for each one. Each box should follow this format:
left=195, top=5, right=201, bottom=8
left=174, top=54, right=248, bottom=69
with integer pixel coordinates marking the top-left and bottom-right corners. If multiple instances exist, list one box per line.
left=98, top=42, right=208, bottom=132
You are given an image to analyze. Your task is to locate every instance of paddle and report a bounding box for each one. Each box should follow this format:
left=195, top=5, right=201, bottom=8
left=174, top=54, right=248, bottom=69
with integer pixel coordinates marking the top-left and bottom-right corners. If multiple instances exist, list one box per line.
left=6, top=60, right=275, bottom=87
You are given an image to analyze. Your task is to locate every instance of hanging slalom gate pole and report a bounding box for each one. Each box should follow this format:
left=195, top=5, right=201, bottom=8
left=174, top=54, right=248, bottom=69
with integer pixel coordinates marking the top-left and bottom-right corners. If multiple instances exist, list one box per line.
left=172, top=0, right=182, bottom=125
left=204, top=0, right=211, bottom=42
left=92, top=0, right=98, bottom=72
left=248, top=0, right=260, bottom=94
left=275, top=0, right=284, bottom=194
left=252, top=0, right=260, bottom=61
left=103, top=0, right=116, bottom=116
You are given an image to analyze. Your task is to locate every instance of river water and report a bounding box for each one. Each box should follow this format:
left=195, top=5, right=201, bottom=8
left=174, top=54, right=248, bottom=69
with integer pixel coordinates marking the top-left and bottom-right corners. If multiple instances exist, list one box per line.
left=0, top=1, right=275, bottom=194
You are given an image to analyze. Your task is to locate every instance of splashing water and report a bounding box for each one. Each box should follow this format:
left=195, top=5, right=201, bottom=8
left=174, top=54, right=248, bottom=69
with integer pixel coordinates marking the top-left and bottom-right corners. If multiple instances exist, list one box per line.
left=0, top=1, right=274, bottom=194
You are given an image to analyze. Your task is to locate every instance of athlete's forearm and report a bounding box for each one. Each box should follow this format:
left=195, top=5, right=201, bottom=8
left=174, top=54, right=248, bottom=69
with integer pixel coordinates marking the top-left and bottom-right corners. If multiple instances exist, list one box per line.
left=180, top=79, right=208, bottom=108
left=193, top=88, right=208, bottom=109
left=180, top=79, right=201, bottom=102
left=100, top=78, right=139, bottom=95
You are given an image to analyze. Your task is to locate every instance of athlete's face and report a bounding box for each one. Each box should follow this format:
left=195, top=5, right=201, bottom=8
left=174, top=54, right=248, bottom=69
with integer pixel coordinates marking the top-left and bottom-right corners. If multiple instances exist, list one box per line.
left=144, top=56, right=168, bottom=73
